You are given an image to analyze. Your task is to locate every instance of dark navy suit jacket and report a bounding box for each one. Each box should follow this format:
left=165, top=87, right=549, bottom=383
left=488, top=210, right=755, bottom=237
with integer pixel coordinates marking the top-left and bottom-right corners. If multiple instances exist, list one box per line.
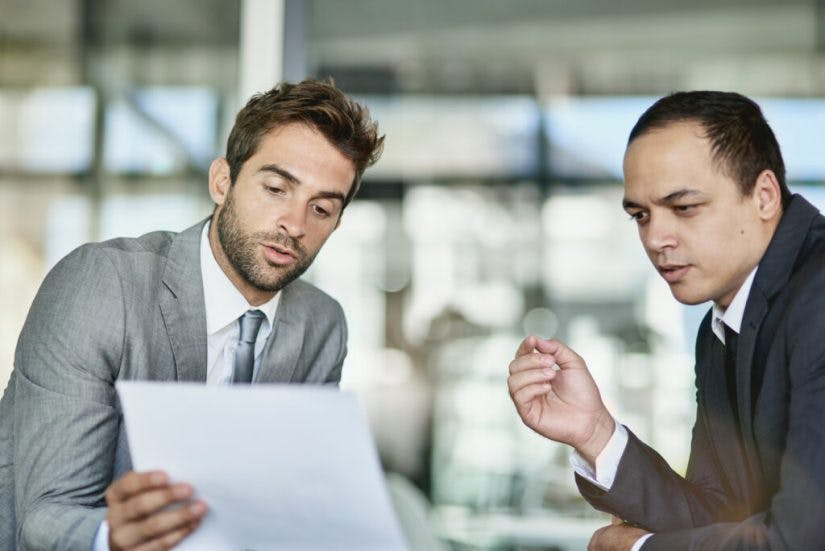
left=578, top=195, right=825, bottom=550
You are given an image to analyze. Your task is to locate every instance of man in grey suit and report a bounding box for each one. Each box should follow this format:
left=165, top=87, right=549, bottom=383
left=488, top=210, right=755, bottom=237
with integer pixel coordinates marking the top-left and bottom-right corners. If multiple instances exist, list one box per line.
left=0, top=79, right=383, bottom=550
left=509, top=91, right=825, bottom=549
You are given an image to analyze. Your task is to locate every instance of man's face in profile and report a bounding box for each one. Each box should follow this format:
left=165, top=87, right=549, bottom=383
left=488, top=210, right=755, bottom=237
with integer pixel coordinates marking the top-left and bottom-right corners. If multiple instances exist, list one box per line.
left=621, top=121, right=767, bottom=309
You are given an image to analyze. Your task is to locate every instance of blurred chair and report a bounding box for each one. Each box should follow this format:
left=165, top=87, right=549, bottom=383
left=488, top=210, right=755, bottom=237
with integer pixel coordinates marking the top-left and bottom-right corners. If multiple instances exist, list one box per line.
left=386, top=472, right=449, bottom=551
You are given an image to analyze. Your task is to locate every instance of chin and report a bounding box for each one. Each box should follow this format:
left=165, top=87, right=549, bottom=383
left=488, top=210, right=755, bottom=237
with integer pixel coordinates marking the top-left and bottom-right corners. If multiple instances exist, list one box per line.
left=669, top=287, right=711, bottom=306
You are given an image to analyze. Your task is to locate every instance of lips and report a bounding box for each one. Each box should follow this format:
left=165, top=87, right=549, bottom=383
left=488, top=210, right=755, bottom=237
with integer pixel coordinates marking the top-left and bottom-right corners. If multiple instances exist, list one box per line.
left=262, top=242, right=296, bottom=265
left=658, top=264, right=691, bottom=283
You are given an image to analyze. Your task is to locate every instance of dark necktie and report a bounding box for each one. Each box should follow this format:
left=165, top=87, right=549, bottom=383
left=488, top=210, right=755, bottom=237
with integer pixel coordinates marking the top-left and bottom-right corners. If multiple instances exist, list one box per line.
left=233, top=309, right=265, bottom=384
left=724, top=325, right=739, bottom=425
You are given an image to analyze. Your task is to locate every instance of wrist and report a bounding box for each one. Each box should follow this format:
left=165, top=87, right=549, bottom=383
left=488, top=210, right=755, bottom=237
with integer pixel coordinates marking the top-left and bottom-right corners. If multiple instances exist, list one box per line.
left=576, top=410, right=615, bottom=466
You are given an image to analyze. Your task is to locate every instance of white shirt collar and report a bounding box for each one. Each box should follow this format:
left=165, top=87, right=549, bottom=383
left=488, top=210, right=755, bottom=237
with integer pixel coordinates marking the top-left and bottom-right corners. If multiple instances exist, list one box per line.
left=200, top=221, right=280, bottom=335
left=711, top=266, right=757, bottom=345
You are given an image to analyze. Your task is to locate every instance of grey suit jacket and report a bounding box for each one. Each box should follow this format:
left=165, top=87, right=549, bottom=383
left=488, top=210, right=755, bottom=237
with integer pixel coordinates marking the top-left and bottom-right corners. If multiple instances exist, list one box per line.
left=0, top=219, right=347, bottom=550
left=578, top=195, right=825, bottom=549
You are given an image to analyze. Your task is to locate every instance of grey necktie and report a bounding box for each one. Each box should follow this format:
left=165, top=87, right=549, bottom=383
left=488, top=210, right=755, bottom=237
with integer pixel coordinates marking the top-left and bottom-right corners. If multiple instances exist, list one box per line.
left=233, top=309, right=266, bottom=384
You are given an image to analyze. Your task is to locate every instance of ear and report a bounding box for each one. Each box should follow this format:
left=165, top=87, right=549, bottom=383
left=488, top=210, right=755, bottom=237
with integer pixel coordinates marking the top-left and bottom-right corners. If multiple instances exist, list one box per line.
left=208, top=158, right=232, bottom=206
left=752, top=169, right=782, bottom=222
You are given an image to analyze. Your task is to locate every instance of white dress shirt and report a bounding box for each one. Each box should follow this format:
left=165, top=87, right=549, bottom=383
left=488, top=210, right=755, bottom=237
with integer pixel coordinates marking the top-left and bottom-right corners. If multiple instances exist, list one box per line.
left=93, top=221, right=280, bottom=550
left=200, top=222, right=280, bottom=384
left=570, top=266, right=758, bottom=550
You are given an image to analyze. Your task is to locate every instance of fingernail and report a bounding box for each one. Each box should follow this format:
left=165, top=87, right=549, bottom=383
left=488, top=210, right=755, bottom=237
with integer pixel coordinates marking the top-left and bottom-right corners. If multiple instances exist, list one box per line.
left=190, top=502, right=207, bottom=515
left=542, top=368, right=554, bottom=377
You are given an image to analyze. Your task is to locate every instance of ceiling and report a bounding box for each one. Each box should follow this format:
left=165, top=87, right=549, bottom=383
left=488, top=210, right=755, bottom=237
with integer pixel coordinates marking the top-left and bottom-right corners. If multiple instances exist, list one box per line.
left=2, top=0, right=824, bottom=95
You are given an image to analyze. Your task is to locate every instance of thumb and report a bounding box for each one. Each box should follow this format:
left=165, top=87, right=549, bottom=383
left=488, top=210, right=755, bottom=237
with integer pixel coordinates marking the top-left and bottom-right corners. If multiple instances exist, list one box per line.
left=533, top=338, right=585, bottom=370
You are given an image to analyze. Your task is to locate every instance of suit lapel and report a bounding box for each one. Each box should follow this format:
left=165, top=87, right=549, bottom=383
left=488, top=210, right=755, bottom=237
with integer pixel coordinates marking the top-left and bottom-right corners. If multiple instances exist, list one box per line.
left=255, top=282, right=305, bottom=383
left=730, top=294, right=765, bottom=507
left=159, top=220, right=209, bottom=382
left=740, top=196, right=820, bottom=428
left=728, top=195, right=821, bottom=497
left=700, top=332, right=754, bottom=505
left=736, top=292, right=765, bottom=446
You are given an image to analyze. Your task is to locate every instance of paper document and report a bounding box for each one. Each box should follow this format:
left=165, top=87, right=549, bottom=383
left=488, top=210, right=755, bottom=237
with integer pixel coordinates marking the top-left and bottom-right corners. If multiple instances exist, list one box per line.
left=117, top=381, right=408, bottom=551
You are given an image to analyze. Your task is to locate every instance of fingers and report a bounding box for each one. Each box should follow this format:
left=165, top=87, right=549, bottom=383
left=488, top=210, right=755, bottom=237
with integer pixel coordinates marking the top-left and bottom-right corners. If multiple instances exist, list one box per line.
left=514, top=337, right=585, bottom=372
left=106, top=470, right=208, bottom=551
left=510, top=381, right=552, bottom=411
left=514, top=335, right=539, bottom=359
left=111, top=501, right=207, bottom=551
left=131, top=523, right=195, bottom=551
left=106, top=471, right=169, bottom=505
left=508, top=338, right=566, bottom=408
left=509, top=340, right=557, bottom=376
left=508, top=366, right=554, bottom=399
left=540, top=340, right=586, bottom=371
left=116, top=483, right=195, bottom=524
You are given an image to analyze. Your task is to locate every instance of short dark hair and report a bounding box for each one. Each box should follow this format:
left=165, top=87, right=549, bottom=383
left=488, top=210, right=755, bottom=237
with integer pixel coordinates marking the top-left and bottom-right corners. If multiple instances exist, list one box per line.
left=628, top=91, right=790, bottom=207
left=225, top=79, right=384, bottom=207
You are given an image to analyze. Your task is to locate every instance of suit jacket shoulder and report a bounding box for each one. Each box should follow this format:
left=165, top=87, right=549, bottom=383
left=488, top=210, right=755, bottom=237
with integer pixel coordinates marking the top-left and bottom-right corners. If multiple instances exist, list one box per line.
left=257, top=277, right=348, bottom=385
left=5, top=220, right=206, bottom=549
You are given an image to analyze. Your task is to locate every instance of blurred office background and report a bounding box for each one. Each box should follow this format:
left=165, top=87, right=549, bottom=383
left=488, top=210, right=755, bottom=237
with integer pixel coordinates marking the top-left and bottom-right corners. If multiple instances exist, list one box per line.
left=2, top=0, right=825, bottom=548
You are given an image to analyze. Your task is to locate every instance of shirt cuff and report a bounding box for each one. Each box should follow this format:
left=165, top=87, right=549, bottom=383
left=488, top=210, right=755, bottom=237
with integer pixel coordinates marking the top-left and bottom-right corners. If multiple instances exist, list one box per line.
left=569, top=421, right=628, bottom=490
left=631, top=532, right=653, bottom=551
left=93, top=519, right=110, bottom=551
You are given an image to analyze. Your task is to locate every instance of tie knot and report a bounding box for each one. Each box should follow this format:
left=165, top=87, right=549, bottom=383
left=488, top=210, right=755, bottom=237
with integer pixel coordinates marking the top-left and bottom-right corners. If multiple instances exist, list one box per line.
left=238, top=309, right=266, bottom=344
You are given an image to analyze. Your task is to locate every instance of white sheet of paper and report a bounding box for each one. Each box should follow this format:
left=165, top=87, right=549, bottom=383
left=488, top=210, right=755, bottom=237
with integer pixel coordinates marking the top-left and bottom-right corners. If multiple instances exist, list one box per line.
left=116, top=381, right=408, bottom=551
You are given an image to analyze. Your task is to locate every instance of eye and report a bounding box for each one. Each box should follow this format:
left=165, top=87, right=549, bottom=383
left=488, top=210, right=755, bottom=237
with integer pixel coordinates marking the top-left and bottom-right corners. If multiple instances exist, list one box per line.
left=311, top=204, right=331, bottom=218
left=265, top=185, right=285, bottom=195
left=627, top=210, right=648, bottom=224
left=673, top=204, right=698, bottom=215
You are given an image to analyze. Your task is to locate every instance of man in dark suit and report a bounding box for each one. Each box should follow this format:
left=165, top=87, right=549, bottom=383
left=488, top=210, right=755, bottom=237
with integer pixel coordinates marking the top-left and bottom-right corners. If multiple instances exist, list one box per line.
left=0, top=79, right=383, bottom=550
left=508, top=91, right=825, bottom=550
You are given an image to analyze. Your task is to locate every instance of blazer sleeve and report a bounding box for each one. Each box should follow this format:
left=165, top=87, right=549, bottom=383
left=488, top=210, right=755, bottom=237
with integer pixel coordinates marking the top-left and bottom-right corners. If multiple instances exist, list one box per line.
left=13, top=244, right=125, bottom=549
left=576, top=413, right=732, bottom=532
left=578, top=313, right=733, bottom=530
left=580, top=292, right=825, bottom=549
left=639, top=343, right=825, bottom=550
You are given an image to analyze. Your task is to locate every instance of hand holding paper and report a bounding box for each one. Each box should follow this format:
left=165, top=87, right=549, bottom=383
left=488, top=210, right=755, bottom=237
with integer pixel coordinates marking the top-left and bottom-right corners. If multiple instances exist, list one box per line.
left=116, top=382, right=408, bottom=551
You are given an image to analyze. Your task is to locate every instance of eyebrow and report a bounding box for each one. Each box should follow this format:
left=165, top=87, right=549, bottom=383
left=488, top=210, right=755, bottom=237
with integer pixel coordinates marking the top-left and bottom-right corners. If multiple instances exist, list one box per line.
left=258, top=163, right=346, bottom=204
left=622, top=188, right=705, bottom=210
left=258, top=164, right=300, bottom=184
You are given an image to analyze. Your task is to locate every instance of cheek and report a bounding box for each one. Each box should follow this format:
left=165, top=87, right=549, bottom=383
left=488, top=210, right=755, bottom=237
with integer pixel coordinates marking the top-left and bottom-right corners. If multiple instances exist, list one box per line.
left=636, top=228, right=655, bottom=255
left=700, top=219, right=741, bottom=257
left=308, top=223, right=337, bottom=248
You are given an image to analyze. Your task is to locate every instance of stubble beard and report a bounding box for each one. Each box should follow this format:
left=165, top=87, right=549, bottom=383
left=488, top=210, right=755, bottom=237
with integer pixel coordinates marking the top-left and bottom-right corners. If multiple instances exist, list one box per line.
left=216, top=190, right=316, bottom=293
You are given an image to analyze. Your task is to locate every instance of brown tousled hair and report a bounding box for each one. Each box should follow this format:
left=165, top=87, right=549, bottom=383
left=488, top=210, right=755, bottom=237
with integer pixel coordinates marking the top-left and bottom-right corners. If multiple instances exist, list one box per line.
left=225, top=79, right=384, bottom=207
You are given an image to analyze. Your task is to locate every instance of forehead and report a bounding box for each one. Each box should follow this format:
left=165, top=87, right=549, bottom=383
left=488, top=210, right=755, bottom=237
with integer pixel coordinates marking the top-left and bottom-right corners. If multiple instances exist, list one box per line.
left=251, top=123, right=332, bottom=158
left=625, top=121, right=711, bottom=169
left=250, top=123, right=354, bottom=172
left=622, top=121, right=730, bottom=200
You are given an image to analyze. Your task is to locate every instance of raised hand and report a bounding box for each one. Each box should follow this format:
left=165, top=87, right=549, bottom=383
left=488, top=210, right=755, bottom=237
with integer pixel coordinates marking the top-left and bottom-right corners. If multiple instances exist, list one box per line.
left=507, top=335, right=615, bottom=464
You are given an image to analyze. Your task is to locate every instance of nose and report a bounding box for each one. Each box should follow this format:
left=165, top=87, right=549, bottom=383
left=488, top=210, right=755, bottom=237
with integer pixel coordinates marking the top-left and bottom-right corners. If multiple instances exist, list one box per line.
left=642, top=213, right=677, bottom=253
left=276, top=199, right=307, bottom=238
